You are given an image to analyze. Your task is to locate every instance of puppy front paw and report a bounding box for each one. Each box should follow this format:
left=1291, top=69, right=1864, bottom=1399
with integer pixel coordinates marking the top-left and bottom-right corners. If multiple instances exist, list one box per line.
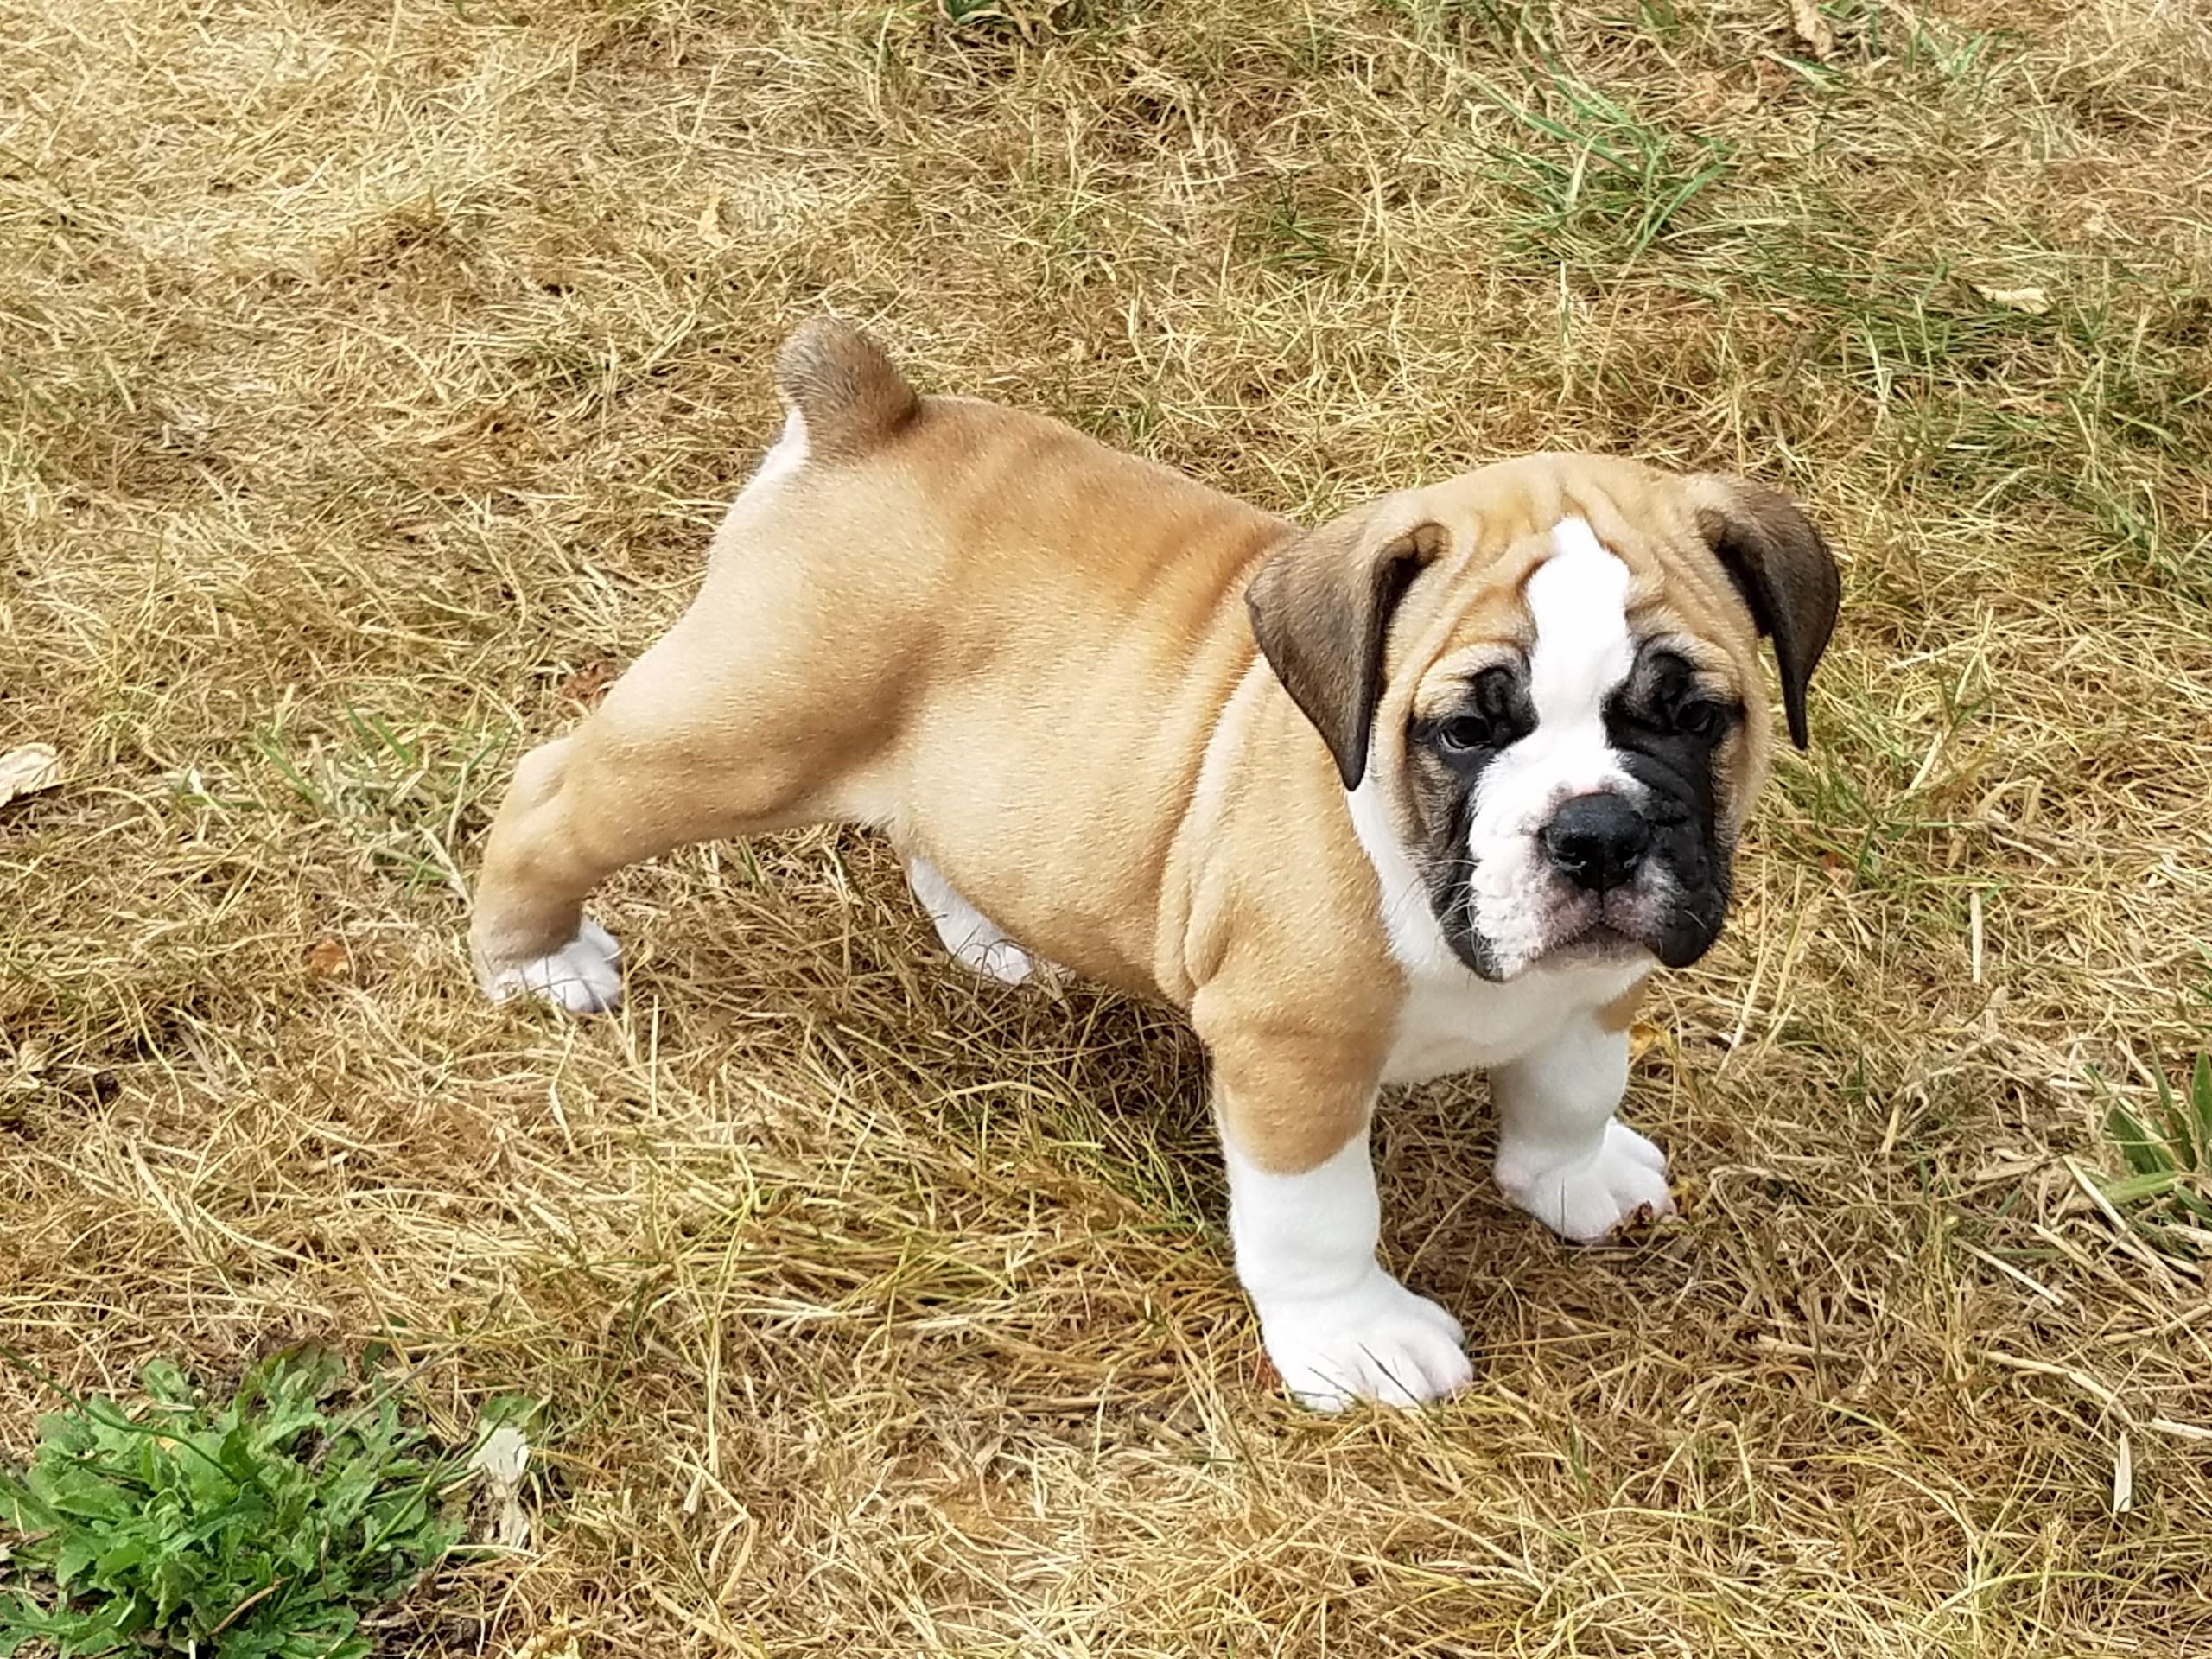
left=478, top=918, right=624, bottom=1014
left=1255, top=1269, right=1473, bottom=1412
left=1496, top=1118, right=1673, bottom=1242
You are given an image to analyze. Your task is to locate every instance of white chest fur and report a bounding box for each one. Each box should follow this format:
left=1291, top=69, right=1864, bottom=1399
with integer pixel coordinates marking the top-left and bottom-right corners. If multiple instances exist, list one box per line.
left=1380, top=952, right=1648, bottom=1084
left=1347, top=775, right=1649, bottom=1085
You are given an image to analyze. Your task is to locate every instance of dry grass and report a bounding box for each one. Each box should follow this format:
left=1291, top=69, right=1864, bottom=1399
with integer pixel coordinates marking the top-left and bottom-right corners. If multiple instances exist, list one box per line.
left=4, top=0, right=2212, bottom=1651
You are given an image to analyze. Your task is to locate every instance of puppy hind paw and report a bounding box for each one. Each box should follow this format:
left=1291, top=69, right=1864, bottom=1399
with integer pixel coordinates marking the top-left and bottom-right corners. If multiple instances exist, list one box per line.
left=479, top=918, right=624, bottom=1014
left=949, top=933, right=1036, bottom=986
left=906, top=856, right=1046, bottom=986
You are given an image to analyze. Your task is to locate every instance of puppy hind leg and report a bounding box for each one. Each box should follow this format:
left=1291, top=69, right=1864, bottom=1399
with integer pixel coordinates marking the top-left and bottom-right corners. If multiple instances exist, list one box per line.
left=470, top=617, right=881, bottom=1013
left=471, top=733, right=628, bottom=1012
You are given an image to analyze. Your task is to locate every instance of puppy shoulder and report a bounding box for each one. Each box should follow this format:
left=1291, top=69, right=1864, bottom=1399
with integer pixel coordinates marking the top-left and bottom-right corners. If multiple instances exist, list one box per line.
left=1175, top=679, right=1407, bottom=1037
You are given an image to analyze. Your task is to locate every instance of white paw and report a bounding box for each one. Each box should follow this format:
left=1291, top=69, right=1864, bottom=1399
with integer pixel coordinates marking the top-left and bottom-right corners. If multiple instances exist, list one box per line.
left=947, top=932, right=1035, bottom=985
left=906, top=857, right=1037, bottom=984
left=480, top=918, right=624, bottom=1014
left=1497, top=1118, right=1674, bottom=1243
left=1255, top=1268, right=1473, bottom=1412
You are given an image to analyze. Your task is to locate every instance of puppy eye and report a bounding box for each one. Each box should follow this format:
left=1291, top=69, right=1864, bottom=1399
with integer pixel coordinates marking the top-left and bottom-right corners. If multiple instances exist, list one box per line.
left=1436, top=715, right=1493, bottom=753
left=1429, top=666, right=1521, bottom=755
left=1675, top=699, right=1727, bottom=740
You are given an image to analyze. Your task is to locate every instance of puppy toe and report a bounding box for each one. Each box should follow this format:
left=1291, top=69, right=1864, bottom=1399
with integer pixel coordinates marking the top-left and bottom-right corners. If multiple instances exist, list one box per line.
left=1262, top=1270, right=1473, bottom=1412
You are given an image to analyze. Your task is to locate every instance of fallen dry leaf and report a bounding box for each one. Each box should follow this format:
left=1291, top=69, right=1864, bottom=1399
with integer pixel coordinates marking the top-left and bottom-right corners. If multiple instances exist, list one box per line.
left=1789, top=0, right=1834, bottom=60
left=303, top=937, right=352, bottom=979
left=561, top=658, right=614, bottom=708
left=1628, top=1020, right=1667, bottom=1062
left=698, top=189, right=725, bottom=245
left=0, top=743, right=62, bottom=809
left=1974, top=283, right=2052, bottom=315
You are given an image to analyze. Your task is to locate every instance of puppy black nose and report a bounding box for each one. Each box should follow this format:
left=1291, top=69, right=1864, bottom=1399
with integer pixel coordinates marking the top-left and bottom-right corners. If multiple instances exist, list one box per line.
left=1542, top=793, right=1650, bottom=892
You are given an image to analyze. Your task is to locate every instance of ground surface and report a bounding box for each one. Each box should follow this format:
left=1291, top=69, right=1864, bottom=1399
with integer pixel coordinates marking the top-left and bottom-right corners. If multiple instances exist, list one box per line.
left=4, top=0, right=2212, bottom=1653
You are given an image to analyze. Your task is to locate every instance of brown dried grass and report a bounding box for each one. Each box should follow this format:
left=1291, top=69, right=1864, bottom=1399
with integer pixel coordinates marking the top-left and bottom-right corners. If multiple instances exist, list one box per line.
left=4, top=0, right=2211, bottom=1653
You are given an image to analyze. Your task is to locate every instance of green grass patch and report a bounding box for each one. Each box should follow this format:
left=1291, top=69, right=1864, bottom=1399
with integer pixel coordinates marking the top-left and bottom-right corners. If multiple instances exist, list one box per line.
left=2098, top=1053, right=2212, bottom=1262
left=197, top=703, right=513, bottom=896
left=1468, top=67, right=1735, bottom=268
left=0, top=1351, right=463, bottom=1659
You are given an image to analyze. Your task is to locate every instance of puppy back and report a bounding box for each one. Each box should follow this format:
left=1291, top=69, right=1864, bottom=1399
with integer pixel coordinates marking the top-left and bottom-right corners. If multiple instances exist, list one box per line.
left=774, top=318, right=919, bottom=460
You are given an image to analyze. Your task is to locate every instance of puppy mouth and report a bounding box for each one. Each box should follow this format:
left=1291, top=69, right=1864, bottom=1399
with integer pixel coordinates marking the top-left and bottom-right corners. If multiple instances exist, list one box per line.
left=1468, top=885, right=1721, bottom=979
left=1572, top=885, right=1726, bottom=971
left=1498, top=895, right=1662, bottom=976
left=1435, top=887, right=1651, bottom=980
left=1433, top=853, right=1728, bottom=981
left=1535, top=914, right=1647, bottom=965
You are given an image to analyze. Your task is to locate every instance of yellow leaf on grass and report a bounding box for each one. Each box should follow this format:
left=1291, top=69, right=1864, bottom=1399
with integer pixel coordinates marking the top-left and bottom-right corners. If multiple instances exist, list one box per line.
left=1789, top=0, right=1834, bottom=60
left=1974, top=283, right=2052, bottom=315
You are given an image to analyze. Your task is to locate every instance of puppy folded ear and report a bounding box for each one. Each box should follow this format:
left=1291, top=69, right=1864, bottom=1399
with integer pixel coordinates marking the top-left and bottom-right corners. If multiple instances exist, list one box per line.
left=1245, top=499, right=1446, bottom=790
left=1688, top=476, right=1841, bottom=750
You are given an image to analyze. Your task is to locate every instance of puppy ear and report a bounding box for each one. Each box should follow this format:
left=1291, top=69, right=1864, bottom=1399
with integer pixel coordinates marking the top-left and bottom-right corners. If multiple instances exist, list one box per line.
left=1246, top=501, right=1446, bottom=790
left=1688, top=476, right=1841, bottom=750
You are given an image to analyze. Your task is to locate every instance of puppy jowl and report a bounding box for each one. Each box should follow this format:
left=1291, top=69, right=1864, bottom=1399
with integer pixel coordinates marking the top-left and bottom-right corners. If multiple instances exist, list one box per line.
left=471, top=321, right=1838, bottom=1411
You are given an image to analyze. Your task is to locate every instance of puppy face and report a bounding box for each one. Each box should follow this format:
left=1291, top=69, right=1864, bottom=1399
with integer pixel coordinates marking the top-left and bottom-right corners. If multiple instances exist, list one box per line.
left=1396, top=516, right=1751, bottom=978
left=1248, top=455, right=1839, bottom=981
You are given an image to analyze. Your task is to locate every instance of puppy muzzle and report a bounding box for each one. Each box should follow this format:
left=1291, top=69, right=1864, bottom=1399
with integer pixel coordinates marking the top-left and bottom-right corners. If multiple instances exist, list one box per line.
left=1514, top=791, right=1728, bottom=973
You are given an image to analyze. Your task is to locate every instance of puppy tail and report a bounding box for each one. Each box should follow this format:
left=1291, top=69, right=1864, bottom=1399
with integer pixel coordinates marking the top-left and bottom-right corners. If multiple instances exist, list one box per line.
left=774, top=318, right=919, bottom=461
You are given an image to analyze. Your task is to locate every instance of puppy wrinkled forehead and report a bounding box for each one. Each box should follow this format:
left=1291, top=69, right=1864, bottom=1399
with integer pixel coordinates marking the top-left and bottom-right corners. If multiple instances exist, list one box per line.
left=1413, top=516, right=1641, bottom=716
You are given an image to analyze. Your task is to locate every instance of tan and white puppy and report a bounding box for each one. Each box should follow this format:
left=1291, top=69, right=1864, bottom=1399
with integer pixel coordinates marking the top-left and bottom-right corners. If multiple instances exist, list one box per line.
left=469, top=321, right=1840, bottom=1410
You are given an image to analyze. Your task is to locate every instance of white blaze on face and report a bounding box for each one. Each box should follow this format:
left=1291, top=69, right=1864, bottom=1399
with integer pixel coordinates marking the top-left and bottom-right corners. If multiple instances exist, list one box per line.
left=1466, top=518, right=1642, bottom=976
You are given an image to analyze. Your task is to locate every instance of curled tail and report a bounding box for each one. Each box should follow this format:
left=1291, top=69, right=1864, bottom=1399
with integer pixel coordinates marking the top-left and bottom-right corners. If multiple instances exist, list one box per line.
left=774, top=318, right=920, bottom=461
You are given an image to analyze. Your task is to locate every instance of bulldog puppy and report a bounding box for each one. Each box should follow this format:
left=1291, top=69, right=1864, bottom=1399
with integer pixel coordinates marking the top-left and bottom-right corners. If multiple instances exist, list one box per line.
left=469, top=320, right=1839, bottom=1410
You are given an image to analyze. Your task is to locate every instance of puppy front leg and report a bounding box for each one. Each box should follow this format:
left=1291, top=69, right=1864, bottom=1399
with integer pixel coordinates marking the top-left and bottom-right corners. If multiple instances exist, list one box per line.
left=1223, top=1122, right=1472, bottom=1411
left=1205, top=1025, right=1471, bottom=1411
left=1490, top=1013, right=1674, bottom=1242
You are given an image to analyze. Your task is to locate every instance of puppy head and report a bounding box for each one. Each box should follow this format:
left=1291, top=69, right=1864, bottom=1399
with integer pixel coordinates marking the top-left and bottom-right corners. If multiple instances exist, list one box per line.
left=1247, top=455, right=1839, bottom=981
